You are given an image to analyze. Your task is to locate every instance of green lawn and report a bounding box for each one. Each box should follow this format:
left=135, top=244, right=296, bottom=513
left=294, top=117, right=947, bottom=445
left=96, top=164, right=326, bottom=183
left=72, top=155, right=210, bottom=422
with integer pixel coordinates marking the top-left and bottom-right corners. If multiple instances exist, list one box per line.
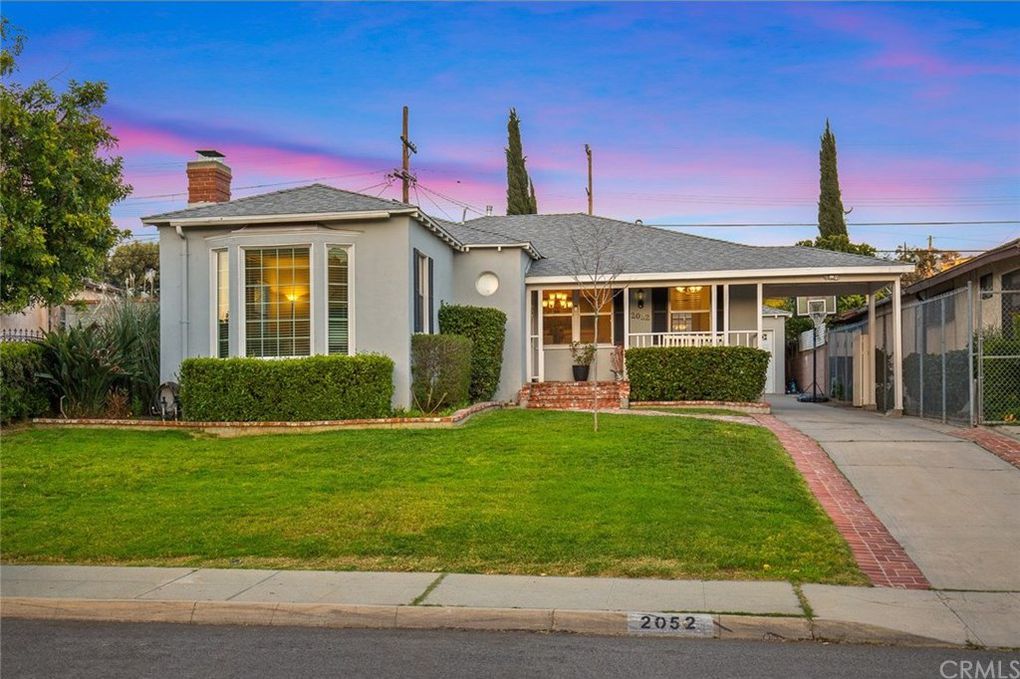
left=0, top=410, right=865, bottom=584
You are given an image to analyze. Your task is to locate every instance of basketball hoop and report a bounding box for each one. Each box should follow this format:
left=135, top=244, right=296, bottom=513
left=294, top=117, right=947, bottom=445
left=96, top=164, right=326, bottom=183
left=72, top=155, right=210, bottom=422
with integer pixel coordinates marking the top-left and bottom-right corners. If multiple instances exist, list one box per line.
left=796, top=296, right=835, bottom=403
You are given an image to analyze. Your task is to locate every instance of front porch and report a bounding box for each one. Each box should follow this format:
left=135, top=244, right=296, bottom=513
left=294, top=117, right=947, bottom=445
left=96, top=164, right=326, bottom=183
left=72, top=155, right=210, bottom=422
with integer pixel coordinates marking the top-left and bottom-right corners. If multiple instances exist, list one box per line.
left=525, top=273, right=907, bottom=411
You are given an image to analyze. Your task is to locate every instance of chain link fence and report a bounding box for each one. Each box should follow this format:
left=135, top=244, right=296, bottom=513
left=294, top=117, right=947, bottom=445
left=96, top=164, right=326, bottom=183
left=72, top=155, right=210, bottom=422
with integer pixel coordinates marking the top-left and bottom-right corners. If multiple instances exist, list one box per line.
left=899, top=287, right=973, bottom=423
left=976, top=288, right=1020, bottom=424
left=826, top=320, right=864, bottom=404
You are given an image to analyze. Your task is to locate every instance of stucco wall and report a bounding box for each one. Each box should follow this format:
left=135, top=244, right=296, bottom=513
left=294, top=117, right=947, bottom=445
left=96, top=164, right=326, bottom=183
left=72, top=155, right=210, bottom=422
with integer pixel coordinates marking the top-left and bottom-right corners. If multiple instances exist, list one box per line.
left=450, top=247, right=531, bottom=401
left=158, top=215, right=462, bottom=409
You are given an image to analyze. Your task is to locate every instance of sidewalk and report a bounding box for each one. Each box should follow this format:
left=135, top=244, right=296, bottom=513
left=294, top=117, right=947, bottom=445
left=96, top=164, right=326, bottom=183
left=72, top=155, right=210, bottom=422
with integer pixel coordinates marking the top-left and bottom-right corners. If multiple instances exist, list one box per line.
left=3, top=565, right=1019, bottom=649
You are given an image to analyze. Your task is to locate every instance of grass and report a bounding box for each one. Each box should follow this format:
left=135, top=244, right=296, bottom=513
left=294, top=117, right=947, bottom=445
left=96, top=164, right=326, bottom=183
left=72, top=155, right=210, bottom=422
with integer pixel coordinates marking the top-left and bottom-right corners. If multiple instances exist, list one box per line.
left=0, top=410, right=865, bottom=584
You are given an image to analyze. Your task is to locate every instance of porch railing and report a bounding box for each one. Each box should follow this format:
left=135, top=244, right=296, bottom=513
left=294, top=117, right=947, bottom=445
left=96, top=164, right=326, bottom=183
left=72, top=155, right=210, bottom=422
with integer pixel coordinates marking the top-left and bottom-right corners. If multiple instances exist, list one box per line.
left=627, top=331, right=759, bottom=348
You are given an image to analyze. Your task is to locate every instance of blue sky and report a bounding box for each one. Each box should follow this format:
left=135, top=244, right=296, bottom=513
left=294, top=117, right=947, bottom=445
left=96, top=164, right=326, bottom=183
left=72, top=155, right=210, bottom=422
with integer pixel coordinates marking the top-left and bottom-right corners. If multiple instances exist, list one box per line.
left=4, top=2, right=1019, bottom=253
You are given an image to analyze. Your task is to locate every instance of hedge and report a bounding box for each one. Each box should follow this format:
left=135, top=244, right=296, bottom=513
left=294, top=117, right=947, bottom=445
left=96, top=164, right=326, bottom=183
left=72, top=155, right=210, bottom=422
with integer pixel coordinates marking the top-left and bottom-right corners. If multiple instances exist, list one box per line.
left=438, top=304, right=507, bottom=402
left=0, top=342, right=49, bottom=423
left=179, top=354, right=394, bottom=421
left=411, top=334, right=473, bottom=412
left=626, top=346, right=771, bottom=403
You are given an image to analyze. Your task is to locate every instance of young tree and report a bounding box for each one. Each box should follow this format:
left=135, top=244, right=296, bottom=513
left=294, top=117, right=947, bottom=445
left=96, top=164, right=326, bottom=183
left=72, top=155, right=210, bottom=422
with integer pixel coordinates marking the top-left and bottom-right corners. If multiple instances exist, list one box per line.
left=105, top=241, right=159, bottom=297
left=817, top=120, right=848, bottom=239
left=0, top=19, right=131, bottom=313
left=505, top=108, right=537, bottom=215
left=568, top=221, right=622, bottom=432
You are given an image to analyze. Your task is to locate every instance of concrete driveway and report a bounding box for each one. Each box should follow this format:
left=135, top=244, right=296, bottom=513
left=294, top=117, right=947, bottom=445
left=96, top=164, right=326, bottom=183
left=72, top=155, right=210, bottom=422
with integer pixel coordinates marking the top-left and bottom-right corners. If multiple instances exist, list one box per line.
left=768, top=397, right=1020, bottom=591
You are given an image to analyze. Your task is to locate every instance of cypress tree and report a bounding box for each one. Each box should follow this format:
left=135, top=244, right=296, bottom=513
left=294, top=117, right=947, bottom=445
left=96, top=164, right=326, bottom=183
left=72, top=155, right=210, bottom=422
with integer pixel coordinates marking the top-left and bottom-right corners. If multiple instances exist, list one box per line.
left=528, top=178, right=538, bottom=213
left=817, top=119, right=848, bottom=238
left=506, top=108, right=537, bottom=215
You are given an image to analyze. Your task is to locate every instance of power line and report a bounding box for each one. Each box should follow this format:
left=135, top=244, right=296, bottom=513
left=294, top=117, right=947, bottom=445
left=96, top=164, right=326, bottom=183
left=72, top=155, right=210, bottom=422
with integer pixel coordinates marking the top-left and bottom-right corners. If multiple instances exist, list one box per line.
left=120, top=169, right=388, bottom=201
left=648, top=220, right=1020, bottom=228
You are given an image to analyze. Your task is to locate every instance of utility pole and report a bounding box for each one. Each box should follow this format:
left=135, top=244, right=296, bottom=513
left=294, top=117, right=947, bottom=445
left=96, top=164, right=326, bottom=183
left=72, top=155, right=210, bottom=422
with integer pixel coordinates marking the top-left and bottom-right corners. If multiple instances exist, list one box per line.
left=585, top=144, right=593, bottom=215
left=395, top=105, right=417, bottom=203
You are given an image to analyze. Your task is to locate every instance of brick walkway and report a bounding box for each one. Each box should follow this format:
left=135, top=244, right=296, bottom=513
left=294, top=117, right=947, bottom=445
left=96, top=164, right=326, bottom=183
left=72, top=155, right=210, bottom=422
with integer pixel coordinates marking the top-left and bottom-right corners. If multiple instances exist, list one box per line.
left=753, top=414, right=930, bottom=590
left=949, top=427, right=1020, bottom=470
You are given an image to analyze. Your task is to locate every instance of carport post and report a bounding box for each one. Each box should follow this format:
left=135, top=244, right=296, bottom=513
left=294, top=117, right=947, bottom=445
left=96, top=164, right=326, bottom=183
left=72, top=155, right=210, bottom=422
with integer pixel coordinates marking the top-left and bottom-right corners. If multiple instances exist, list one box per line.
left=756, top=283, right=763, bottom=348
left=892, top=277, right=904, bottom=414
left=866, top=292, right=877, bottom=409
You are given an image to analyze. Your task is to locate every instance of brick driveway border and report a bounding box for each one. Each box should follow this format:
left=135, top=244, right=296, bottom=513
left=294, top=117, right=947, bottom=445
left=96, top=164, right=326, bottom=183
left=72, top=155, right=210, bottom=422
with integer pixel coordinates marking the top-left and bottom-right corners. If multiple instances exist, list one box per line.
left=753, top=414, right=930, bottom=590
left=949, top=427, right=1020, bottom=470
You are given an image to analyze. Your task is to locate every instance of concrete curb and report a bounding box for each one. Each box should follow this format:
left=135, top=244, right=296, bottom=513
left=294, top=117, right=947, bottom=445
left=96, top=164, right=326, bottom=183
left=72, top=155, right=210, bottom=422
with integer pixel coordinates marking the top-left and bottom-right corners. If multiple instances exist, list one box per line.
left=0, top=597, right=956, bottom=647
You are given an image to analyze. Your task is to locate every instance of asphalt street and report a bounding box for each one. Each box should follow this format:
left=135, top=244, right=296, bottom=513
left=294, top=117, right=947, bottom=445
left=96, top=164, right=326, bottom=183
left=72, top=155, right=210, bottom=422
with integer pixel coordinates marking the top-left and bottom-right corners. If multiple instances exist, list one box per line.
left=3, top=619, right=1017, bottom=679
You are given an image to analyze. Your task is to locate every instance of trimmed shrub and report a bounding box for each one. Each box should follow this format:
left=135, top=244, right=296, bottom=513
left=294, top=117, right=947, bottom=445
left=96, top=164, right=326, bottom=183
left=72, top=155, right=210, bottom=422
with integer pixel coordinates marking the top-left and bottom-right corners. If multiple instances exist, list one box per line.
left=411, top=334, right=473, bottom=413
left=179, top=354, right=394, bottom=421
left=626, top=346, right=771, bottom=403
left=438, top=304, right=506, bottom=402
left=0, top=342, right=49, bottom=423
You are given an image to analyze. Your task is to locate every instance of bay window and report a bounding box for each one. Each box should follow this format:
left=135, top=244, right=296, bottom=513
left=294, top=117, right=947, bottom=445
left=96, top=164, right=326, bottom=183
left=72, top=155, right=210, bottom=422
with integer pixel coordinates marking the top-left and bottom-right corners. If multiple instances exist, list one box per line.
left=244, top=247, right=311, bottom=357
left=328, top=246, right=350, bottom=354
left=214, top=249, right=229, bottom=358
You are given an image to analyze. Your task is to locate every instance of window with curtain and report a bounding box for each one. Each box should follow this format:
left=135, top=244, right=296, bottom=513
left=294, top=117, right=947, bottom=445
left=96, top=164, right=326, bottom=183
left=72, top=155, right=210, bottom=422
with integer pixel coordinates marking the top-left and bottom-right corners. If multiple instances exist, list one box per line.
left=214, top=250, right=229, bottom=358
left=669, top=286, right=711, bottom=332
left=244, top=247, right=311, bottom=357
left=328, top=247, right=350, bottom=354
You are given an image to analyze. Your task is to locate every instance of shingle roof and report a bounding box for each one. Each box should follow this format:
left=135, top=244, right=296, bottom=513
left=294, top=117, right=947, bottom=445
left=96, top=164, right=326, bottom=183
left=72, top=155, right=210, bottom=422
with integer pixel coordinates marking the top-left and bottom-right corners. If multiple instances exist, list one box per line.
left=142, top=183, right=413, bottom=222
left=441, top=213, right=903, bottom=278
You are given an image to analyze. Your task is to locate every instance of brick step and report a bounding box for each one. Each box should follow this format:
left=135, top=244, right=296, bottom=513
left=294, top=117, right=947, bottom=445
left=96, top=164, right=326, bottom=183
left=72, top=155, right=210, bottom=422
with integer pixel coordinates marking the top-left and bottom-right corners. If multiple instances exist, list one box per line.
left=519, top=381, right=629, bottom=410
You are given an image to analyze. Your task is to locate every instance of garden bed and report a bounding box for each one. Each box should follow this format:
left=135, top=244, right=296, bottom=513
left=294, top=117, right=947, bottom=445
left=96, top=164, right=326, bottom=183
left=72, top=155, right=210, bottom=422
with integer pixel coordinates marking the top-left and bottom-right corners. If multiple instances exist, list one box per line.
left=632, top=400, right=770, bottom=415
left=29, top=402, right=503, bottom=436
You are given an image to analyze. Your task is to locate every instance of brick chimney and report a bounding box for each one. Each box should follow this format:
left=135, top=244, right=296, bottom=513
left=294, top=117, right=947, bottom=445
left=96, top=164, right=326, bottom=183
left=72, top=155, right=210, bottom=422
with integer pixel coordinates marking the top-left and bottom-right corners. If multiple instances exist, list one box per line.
left=186, top=150, right=231, bottom=204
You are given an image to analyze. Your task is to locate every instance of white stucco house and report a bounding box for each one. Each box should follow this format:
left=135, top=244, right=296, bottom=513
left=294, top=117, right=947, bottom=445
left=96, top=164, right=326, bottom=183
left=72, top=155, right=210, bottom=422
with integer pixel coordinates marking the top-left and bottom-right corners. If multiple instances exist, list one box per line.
left=144, top=153, right=913, bottom=409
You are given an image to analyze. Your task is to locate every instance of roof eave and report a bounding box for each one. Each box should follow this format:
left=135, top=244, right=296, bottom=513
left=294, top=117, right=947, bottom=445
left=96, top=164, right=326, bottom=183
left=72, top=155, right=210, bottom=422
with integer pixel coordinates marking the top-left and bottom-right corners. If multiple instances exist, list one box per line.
left=525, top=264, right=914, bottom=285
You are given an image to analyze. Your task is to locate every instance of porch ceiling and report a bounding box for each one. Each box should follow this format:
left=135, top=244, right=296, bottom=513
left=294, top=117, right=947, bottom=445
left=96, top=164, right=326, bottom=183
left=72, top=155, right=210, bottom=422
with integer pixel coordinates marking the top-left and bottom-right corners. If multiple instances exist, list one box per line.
left=763, top=280, right=892, bottom=297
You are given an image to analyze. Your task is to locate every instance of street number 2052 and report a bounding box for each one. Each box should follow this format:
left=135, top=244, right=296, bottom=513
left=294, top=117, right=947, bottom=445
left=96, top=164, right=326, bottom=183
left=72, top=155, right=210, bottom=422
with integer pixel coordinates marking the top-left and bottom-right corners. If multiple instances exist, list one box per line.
left=638, top=614, right=696, bottom=630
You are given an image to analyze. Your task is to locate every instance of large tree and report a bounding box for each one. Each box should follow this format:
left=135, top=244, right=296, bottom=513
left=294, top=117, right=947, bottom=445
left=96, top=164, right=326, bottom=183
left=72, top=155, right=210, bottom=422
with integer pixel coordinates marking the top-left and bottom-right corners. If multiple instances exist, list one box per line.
left=817, top=119, right=848, bottom=239
left=0, top=19, right=131, bottom=313
left=105, top=241, right=159, bottom=296
left=505, top=108, right=537, bottom=215
left=895, top=243, right=961, bottom=286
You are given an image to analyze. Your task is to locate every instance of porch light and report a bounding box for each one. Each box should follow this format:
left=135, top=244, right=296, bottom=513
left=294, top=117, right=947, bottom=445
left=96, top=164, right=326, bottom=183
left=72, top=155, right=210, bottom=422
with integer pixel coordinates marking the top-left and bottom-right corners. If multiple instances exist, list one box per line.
left=675, top=285, right=703, bottom=294
left=636, top=289, right=645, bottom=309
left=541, top=291, right=573, bottom=311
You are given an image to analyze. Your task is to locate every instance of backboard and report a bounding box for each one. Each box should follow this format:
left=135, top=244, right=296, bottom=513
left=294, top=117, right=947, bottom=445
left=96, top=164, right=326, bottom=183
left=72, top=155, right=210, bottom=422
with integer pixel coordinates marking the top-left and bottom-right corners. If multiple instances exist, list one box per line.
left=796, top=296, right=837, bottom=317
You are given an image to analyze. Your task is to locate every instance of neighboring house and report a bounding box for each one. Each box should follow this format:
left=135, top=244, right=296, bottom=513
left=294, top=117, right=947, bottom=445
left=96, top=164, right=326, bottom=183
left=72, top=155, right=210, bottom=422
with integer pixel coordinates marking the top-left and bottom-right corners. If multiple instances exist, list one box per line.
left=0, top=281, right=120, bottom=341
left=901, top=238, right=1020, bottom=335
left=143, top=153, right=912, bottom=409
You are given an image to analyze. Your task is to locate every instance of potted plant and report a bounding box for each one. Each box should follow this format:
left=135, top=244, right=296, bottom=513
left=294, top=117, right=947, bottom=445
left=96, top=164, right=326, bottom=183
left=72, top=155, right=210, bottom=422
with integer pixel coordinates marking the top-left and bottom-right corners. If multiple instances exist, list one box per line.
left=570, top=341, right=596, bottom=382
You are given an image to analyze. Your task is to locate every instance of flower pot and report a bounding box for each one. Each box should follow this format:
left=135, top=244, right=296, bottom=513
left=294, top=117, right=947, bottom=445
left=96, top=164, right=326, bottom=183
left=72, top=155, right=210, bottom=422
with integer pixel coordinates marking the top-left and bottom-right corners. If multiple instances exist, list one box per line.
left=572, top=365, right=590, bottom=382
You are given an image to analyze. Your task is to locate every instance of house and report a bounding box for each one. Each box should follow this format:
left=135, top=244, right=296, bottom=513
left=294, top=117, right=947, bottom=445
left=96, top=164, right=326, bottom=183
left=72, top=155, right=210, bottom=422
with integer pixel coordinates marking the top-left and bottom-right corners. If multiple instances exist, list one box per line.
left=0, top=281, right=120, bottom=342
left=143, top=152, right=913, bottom=409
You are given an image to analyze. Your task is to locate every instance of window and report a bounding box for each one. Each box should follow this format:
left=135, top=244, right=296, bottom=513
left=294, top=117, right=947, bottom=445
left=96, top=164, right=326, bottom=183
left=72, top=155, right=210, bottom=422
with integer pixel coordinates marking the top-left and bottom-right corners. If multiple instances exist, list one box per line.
left=542, top=290, right=574, bottom=345
left=244, top=247, right=311, bottom=357
left=579, top=294, right=612, bottom=343
left=980, top=273, right=993, bottom=300
left=214, top=250, right=229, bottom=358
left=328, top=247, right=350, bottom=355
left=541, top=289, right=614, bottom=345
left=414, top=250, right=433, bottom=333
left=669, top=286, right=711, bottom=332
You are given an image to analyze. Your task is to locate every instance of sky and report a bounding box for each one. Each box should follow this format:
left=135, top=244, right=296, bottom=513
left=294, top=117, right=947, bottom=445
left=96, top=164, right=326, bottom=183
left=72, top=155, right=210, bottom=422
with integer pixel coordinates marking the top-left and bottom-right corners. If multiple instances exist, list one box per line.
left=4, top=1, right=1019, bottom=253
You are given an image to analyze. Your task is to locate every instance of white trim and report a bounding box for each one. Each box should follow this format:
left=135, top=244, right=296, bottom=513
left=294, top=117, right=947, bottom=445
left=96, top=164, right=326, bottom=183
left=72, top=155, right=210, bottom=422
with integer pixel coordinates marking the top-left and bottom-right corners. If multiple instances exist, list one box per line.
left=723, top=283, right=730, bottom=337
left=163, top=210, right=405, bottom=226
left=710, top=284, right=717, bottom=333
left=462, top=242, right=542, bottom=258
left=892, top=277, right=904, bottom=412
left=209, top=248, right=228, bottom=357
left=204, top=227, right=363, bottom=245
left=525, top=265, right=914, bottom=285
left=756, top=282, right=764, bottom=349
